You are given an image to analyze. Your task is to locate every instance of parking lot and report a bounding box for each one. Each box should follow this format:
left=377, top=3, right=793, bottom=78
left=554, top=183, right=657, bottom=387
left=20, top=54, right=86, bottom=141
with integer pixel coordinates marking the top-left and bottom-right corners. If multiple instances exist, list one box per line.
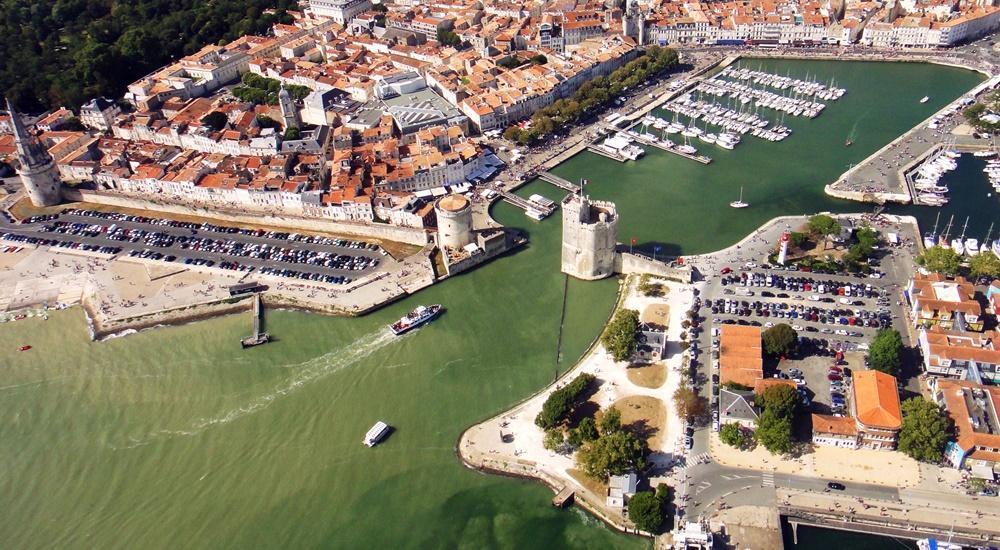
left=707, top=268, right=895, bottom=347
left=696, top=260, right=912, bottom=444
left=2, top=208, right=390, bottom=285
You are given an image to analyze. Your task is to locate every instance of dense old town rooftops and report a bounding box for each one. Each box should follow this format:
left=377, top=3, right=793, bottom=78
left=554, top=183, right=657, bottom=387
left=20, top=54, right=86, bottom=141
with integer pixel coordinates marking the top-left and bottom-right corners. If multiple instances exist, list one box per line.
left=3, top=0, right=997, bottom=228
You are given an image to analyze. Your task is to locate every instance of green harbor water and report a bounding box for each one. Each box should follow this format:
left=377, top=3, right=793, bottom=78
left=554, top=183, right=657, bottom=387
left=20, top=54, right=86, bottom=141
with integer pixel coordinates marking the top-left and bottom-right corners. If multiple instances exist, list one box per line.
left=551, top=58, right=989, bottom=254
left=0, top=59, right=987, bottom=549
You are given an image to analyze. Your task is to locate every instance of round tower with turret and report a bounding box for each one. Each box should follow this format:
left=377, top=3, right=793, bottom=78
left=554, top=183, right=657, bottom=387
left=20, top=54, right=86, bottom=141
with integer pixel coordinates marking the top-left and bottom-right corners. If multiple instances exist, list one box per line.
left=561, top=193, right=618, bottom=280
left=434, top=194, right=474, bottom=249
left=6, top=99, right=62, bottom=207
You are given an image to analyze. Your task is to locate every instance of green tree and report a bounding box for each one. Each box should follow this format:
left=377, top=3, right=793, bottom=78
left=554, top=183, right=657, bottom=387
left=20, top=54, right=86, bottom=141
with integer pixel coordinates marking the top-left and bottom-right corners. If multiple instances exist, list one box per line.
left=530, top=53, right=548, bottom=65
left=543, top=428, right=565, bottom=451
left=436, top=28, right=462, bottom=47
left=255, top=114, right=280, bottom=129
left=788, top=232, right=808, bottom=248
left=808, top=214, right=841, bottom=249
left=283, top=126, right=301, bottom=140
left=628, top=491, right=664, bottom=533
left=897, top=397, right=952, bottom=462
left=577, top=430, right=648, bottom=480
left=762, top=323, right=797, bottom=357
left=969, top=251, right=1000, bottom=278
left=600, top=406, right=622, bottom=434
left=757, top=384, right=799, bottom=418
left=502, top=126, right=523, bottom=143
left=673, top=386, right=707, bottom=421
left=755, top=408, right=793, bottom=455
left=568, top=417, right=599, bottom=446
left=602, top=309, right=640, bottom=362
left=535, top=373, right=595, bottom=429
left=868, top=329, right=903, bottom=376
left=497, top=56, right=521, bottom=70
left=719, top=423, right=751, bottom=449
left=200, top=111, right=228, bottom=131
left=916, top=246, right=962, bottom=275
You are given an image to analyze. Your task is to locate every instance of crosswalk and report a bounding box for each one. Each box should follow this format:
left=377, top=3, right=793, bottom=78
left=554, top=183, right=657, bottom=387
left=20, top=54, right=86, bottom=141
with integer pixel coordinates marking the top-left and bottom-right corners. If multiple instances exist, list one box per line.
left=761, top=472, right=775, bottom=487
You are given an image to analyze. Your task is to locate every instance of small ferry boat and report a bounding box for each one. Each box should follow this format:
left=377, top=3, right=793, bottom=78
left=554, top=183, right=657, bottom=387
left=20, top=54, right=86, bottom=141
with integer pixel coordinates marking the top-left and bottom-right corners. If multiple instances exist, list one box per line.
left=390, top=304, right=442, bottom=336
left=363, top=421, right=391, bottom=447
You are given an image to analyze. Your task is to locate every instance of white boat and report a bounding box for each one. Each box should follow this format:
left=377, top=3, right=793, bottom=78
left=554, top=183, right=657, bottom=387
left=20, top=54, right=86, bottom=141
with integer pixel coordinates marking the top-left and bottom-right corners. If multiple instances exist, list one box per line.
left=676, top=144, right=697, bottom=155
left=951, top=238, right=965, bottom=254
left=919, top=96, right=930, bottom=103
left=965, top=238, right=979, bottom=255
left=699, top=133, right=717, bottom=145
left=993, top=240, right=1000, bottom=256
left=730, top=186, right=749, bottom=209
left=923, top=234, right=936, bottom=249
left=917, top=538, right=961, bottom=550
left=973, top=150, right=997, bottom=157
left=364, top=421, right=391, bottom=447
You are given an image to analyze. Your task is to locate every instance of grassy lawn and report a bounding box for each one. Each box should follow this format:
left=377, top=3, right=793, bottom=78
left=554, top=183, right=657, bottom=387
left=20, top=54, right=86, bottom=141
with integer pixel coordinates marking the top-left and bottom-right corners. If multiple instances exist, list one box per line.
left=626, top=362, right=666, bottom=389
left=611, top=395, right=666, bottom=451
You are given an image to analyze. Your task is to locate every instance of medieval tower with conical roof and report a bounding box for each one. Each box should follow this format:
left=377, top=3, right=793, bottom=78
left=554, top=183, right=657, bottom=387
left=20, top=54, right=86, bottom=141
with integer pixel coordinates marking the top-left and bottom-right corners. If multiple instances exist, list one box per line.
left=6, top=99, right=62, bottom=207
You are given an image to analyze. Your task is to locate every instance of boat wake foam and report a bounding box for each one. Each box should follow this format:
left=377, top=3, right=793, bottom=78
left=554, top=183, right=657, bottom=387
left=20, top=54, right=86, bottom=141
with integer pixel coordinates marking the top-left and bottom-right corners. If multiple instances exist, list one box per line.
left=112, top=328, right=404, bottom=449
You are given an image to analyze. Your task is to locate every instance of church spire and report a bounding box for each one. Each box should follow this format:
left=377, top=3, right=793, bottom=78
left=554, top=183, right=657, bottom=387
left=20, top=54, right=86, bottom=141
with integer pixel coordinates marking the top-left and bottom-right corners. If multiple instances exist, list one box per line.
left=5, top=98, right=53, bottom=170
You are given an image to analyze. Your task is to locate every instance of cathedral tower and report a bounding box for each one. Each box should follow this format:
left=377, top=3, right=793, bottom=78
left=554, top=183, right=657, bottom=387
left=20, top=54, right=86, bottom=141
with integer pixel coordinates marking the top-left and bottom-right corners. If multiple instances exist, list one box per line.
left=6, top=99, right=62, bottom=207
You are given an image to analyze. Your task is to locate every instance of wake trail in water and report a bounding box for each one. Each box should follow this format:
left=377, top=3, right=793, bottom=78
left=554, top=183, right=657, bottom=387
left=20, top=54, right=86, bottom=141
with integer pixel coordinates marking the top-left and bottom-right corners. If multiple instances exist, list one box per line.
left=113, top=328, right=403, bottom=449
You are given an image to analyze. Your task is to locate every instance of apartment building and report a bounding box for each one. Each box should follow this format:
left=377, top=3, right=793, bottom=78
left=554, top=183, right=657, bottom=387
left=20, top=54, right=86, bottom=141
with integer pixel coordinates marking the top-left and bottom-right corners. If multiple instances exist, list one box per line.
left=933, top=379, right=1000, bottom=475
left=919, top=325, right=1000, bottom=384
left=907, top=273, right=985, bottom=332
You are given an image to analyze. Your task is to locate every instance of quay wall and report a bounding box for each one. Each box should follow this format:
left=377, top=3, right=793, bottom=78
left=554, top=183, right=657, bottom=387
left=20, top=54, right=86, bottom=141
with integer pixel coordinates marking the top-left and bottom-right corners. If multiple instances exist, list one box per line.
left=63, top=189, right=431, bottom=246
left=616, top=251, right=693, bottom=283
left=781, top=507, right=1000, bottom=547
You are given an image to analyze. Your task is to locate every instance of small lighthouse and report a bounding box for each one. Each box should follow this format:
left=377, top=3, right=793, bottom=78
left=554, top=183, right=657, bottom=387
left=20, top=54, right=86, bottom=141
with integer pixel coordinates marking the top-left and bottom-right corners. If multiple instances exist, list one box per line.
left=777, top=231, right=790, bottom=266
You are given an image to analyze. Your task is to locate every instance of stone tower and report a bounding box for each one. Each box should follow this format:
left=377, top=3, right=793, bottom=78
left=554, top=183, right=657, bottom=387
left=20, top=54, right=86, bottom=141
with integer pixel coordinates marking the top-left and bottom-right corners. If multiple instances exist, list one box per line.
left=6, top=99, right=62, bottom=207
left=278, top=85, right=300, bottom=131
left=434, top=194, right=474, bottom=249
left=561, top=192, right=618, bottom=280
left=622, top=0, right=644, bottom=45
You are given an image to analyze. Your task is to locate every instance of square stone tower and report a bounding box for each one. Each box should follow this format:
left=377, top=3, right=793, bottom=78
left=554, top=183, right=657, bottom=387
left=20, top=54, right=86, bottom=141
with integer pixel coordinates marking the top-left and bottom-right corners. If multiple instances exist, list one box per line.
left=561, top=192, right=618, bottom=280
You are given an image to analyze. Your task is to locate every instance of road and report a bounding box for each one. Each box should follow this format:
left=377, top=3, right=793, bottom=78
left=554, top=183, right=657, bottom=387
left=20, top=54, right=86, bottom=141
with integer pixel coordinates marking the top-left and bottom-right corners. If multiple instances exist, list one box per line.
left=674, top=461, right=900, bottom=520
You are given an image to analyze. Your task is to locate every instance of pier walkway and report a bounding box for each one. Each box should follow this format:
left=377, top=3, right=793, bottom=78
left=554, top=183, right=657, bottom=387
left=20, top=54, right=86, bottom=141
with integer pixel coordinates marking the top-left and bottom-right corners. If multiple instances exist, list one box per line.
left=536, top=172, right=581, bottom=193
left=629, top=133, right=713, bottom=164
left=827, top=74, right=999, bottom=205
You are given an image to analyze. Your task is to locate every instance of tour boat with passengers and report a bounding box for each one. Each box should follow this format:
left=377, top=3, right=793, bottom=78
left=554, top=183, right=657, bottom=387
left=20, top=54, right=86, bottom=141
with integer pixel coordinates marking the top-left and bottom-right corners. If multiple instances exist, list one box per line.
left=389, top=304, right=443, bottom=336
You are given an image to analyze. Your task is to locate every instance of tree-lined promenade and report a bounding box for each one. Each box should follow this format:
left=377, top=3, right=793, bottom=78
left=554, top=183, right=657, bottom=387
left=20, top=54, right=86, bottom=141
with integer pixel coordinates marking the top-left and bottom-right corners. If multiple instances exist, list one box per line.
left=503, top=46, right=680, bottom=145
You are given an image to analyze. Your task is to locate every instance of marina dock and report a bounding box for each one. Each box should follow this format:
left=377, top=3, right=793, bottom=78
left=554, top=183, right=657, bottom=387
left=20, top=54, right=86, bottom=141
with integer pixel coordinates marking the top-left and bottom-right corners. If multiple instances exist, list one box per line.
left=536, top=172, right=581, bottom=194
left=499, top=191, right=558, bottom=217
left=586, top=144, right=627, bottom=162
left=628, top=132, right=713, bottom=164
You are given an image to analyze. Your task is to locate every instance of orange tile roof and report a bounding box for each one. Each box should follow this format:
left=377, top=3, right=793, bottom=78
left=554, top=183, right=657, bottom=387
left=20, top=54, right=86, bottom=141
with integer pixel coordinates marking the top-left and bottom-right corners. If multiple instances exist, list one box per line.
left=852, top=370, right=902, bottom=430
left=720, top=325, right=763, bottom=388
left=812, top=413, right=858, bottom=437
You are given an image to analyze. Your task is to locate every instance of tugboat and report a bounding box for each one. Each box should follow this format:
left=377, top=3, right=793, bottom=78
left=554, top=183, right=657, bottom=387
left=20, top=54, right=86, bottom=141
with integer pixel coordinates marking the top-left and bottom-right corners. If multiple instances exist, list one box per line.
left=389, top=304, right=443, bottom=336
